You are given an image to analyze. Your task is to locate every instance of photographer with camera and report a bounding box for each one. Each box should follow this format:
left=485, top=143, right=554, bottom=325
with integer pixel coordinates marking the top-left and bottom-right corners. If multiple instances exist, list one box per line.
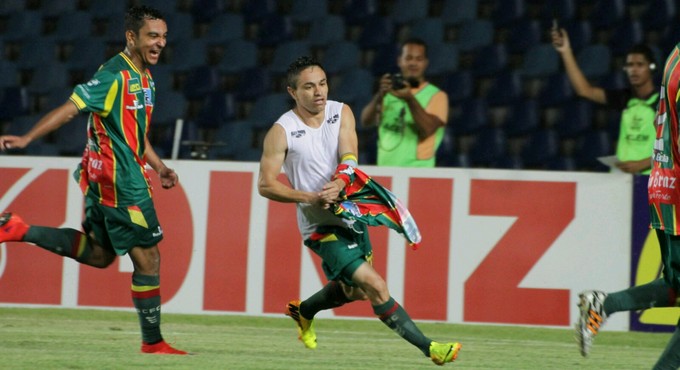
left=360, top=38, right=449, bottom=168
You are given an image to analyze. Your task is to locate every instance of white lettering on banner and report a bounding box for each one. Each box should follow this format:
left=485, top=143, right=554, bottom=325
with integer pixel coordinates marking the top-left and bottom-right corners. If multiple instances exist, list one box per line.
left=0, top=157, right=631, bottom=332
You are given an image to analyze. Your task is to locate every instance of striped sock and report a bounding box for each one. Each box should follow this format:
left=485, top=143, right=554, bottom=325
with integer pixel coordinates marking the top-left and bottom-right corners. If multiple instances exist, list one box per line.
left=24, top=226, right=92, bottom=262
left=131, top=273, right=162, bottom=344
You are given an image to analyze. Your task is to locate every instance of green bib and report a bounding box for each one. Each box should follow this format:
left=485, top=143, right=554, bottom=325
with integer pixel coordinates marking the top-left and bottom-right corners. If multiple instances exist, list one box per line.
left=616, top=93, right=658, bottom=174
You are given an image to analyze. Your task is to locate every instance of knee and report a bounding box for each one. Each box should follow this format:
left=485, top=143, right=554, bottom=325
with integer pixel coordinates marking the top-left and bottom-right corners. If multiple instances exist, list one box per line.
left=89, top=253, right=116, bottom=268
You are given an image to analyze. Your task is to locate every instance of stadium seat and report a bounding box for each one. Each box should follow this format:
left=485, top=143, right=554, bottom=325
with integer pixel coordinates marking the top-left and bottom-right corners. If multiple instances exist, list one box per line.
left=641, top=0, right=676, bottom=31
left=136, top=0, right=178, bottom=17
left=541, top=0, right=576, bottom=23
left=519, top=43, right=559, bottom=78
left=442, top=70, right=474, bottom=103
left=308, top=15, right=346, bottom=47
left=2, top=11, right=42, bottom=42
left=191, top=0, right=224, bottom=24
left=88, top=0, right=126, bottom=20
left=369, top=43, right=400, bottom=76
left=472, top=44, right=508, bottom=77
left=468, top=127, right=508, bottom=167
left=609, top=20, right=644, bottom=56
left=358, top=15, right=395, bottom=50
left=55, top=115, right=87, bottom=156
left=435, top=124, right=457, bottom=167
left=257, top=15, right=294, bottom=47
left=17, top=38, right=59, bottom=71
left=171, top=38, right=208, bottom=73
left=242, top=0, right=278, bottom=24
left=212, top=120, right=252, bottom=159
left=248, top=93, right=293, bottom=129
left=456, top=19, right=494, bottom=52
left=408, top=18, right=445, bottom=46
left=441, top=0, right=478, bottom=26
left=426, top=42, right=459, bottom=77
left=0, top=0, right=24, bottom=16
left=195, top=92, right=237, bottom=129
left=503, top=99, right=540, bottom=137
left=218, top=39, right=258, bottom=75
left=561, top=20, right=592, bottom=53
left=575, top=129, right=612, bottom=171
left=322, top=41, right=361, bottom=75
left=506, top=19, right=541, bottom=55
left=203, top=13, right=245, bottom=45
left=520, top=128, right=560, bottom=168
left=590, top=0, right=625, bottom=30
left=491, top=0, right=526, bottom=28
left=0, top=86, right=29, bottom=121
left=26, top=63, right=69, bottom=96
left=149, top=64, right=175, bottom=92
left=485, top=70, right=521, bottom=106
left=153, top=90, right=188, bottom=126
left=454, top=98, right=489, bottom=135
left=333, top=68, right=375, bottom=108
left=554, top=100, right=593, bottom=138
left=389, top=0, right=429, bottom=25
left=546, top=155, right=577, bottom=171
left=343, top=0, right=379, bottom=25
left=165, top=13, right=195, bottom=43
left=577, top=44, right=611, bottom=79
left=182, top=65, right=220, bottom=101
left=290, top=0, right=328, bottom=24
left=65, top=37, right=106, bottom=74
left=235, top=67, right=272, bottom=102
left=53, top=12, right=93, bottom=44
left=0, top=60, right=19, bottom=89
left=269, top=41, right=312, bottom=75
left=39, top=0, right=78, bottom=17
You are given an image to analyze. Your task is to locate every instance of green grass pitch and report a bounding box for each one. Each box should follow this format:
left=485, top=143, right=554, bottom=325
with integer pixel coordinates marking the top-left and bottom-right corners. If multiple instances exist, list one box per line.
left=0, top=307, right=671, bottom=369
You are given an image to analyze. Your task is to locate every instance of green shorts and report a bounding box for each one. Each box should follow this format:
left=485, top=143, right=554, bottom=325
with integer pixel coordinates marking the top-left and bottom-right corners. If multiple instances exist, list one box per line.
left=304, top=223, right=373, bottom=286
left=82, top=196, right=163, bottom=256
left=656, top=229, right=680, bottom=291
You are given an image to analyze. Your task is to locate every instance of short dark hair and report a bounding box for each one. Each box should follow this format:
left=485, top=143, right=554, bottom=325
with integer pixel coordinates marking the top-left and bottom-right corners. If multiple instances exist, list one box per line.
left=627, top=44, right=656, bottom=66
left=125, top=5, right=165, bottom=35
left=401, top=38, right=428, bottom=58
left=286, top=56, right=325, bottom=88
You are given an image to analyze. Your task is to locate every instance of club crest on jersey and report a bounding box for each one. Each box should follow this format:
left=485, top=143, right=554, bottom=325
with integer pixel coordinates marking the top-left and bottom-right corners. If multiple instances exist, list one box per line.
left=290, top=129, right=306, bottom=138
left=128, top=78, right=141, bottom=94
left=326, top=113, right=339, bottom=125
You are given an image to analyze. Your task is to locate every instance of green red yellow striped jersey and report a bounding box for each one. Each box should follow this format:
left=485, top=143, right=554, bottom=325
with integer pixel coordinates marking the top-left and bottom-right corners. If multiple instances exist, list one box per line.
left=649, top=44, right=680, bottom=235
left=70, top=52, right=156, bottom=207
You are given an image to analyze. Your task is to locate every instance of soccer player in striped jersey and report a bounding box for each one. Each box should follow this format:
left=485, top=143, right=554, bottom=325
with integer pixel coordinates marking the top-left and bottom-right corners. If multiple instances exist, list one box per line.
left=0, top=6, right=186, bottom=355
left=576, top=43, right=680, bottom=369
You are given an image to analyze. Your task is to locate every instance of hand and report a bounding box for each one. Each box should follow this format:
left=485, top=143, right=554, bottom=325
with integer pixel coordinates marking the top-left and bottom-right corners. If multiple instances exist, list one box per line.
left=316, top=179, right=345, bottom=209
left=0, top=135, right=30, bottom=151
left=378, top=74, right=392, bottom=97
left=551, top=28, right=571, bottom=53
left=159, top=167, right=179, bottom=189
left=615, top=159, right=650, bottom=174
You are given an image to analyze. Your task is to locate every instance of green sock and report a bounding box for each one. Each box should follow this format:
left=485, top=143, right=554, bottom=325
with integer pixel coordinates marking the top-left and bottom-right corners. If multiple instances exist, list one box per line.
left=373, top=297, right=432, bottom=357
left=300, top=281, right=352, bottom=319
left=131, top=273, right=162, bottom=344
left=653, top=326, right=680, bottom=369
left=24, top=226, right=92, bottom=262
left=604, top=279, right=676, bottom=316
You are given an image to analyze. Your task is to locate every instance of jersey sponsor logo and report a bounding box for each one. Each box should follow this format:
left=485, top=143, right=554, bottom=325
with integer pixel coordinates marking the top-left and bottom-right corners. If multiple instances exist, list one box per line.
left=648, top=173, right=676, bottom=190
left=126, top=100, right=144, bottom=110
left=290, top=130, right=306, bottom=138
left=326, top=113, right=339, bottom=125
left=347, top=243, right=358, bottom=249
left=128, top=78, right=141, bottom=93
left=655, top=152, right=669, bottom=163
left=152, top=226, right=163, bottom=238
left=143, top=88, right=153, bottom=107
left=654, top=139, right=664, bottom=151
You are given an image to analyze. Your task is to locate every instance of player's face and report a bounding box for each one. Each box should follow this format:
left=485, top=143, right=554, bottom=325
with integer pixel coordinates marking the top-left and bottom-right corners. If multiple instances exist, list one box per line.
left=289, top=66, right=328, bottom=115
left=624, top=53, right=652, bottom=87
left=129, top=18, right=167, bottom=67
left=397, top=43, right=428, bottom=81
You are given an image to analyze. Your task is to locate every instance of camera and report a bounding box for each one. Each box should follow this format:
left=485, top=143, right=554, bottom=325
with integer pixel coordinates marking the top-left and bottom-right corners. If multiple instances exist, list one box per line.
left=391, top=73, right=406, bottom=90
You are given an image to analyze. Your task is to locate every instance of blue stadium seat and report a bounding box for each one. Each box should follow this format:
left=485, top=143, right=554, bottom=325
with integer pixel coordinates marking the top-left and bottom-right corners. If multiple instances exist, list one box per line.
left=389, top=0, right=429, bottom=25
left=435, top=124, right=457, bottom=167
left=520, top=43, right=559, bottom=78
left=577, top=44, right=611, bottom=79
left=454, top=98, right=489, bottom=135
left=546, top=156, right=577, bottom=171
left=218, top=39, right=258, bottom=75
left=575, top=129, right=612, bottom=171
left=541, top=0, right=576, bottom=23
left=492, top=155, right=524, bottom=170
left=642, top=0, right=676, bottom=31
left=590, top=0, right=625, bottom=30
left=212, top=120, right=253, bottom=159
left=269, top=41, right=312, bottom=75
left=408, top=17, right=445, bottom=46
left=149, top=64, right=175, bottom=92
left=165, top=13, right=195, bottom=43
left=27, top=63, right=69, bottom=95
left=308, top=15, right=346, bottom=47
left=554, top=100, right=593, bottom=138
left=18, top=38, right=58, bottom=71
left=442, top=70, right=474, bottom=103
left=503, top=99, right=539, bottom=137
left=0, top=60, right=19, bottom=88
left=600, top=71, right=627, bottom=90
left=492, top=0, right=526, bottom=28
left=153, top=90, right=187, bottom=126
left=485, top=70, right=521, bottom=106
left=609, top=20, right=644, bottom=56
left=538, top=73, right=574, bottom=106
left=53, top=12, right=93, bottom=44
left=257, top=15, right=293, bottom=47
left=136, top=0, right=178, bottom=17
left=427, top=42, right=459, bottom=77
left=248, top=93, right=293, bottom=129
left=343, top=0, right=379, bottom=25
left=358, top=15, right=395, bottom=50
left=506, top=19, right=541, bottom=55
left=0, top=0, right=24, bottom=16
left=322, top=41, right=361, bottom=75
left=334, top=68, right=375, bottom=108
left=472, top=44, right=508, bottom=77
left=290, top=0, right=328, bottom=23
left=242, top=0, right=278, bottom=24
left=561, top=20, right=592, bottom=53
left=171, top=38, right=208, bottom=73
left=65, top=37, right=106, bottom=74
left=204, top=13, right=245, bottom=45
left=468, top=127, right=508, bottom=167
left=520, top=128, right=560, bottom=168
left=183, top=65, right=220, bottom=101
left=103, top=15, right=125, bottom=44
left=0, top=87, right=29, bottom=121
left=44, top=87, right=73, bottom=112
left=441, top=0, right=478, bottom=26
left=456, top=19, right=494, bottom=52
left=191, top=0, right=224, bottom=24
left=196, top=92, right=237, bottom=129
left=55, top=115, right=87, bottom=156
left=235, top=67, right=272, bottom=102
left=88, top=0, right=126, bottom=19
left=40, top=0, right=77, bottom=17
left=2, top=11, right=42, bottom=42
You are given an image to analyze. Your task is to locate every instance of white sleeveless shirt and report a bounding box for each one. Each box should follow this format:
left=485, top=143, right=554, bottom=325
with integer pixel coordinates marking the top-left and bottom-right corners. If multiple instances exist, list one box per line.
left=276, top=100, right=348, bottom=239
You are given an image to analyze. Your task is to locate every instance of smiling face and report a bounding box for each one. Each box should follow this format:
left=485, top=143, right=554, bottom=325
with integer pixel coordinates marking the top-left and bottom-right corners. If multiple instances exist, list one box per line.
left=125, top=18, right=167, bottom=70
left=287, top=66, right=328, bottom=115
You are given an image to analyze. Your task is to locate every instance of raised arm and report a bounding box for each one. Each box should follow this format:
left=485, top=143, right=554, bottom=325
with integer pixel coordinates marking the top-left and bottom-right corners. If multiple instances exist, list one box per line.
left=551, top=28, right=606, bottom=104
